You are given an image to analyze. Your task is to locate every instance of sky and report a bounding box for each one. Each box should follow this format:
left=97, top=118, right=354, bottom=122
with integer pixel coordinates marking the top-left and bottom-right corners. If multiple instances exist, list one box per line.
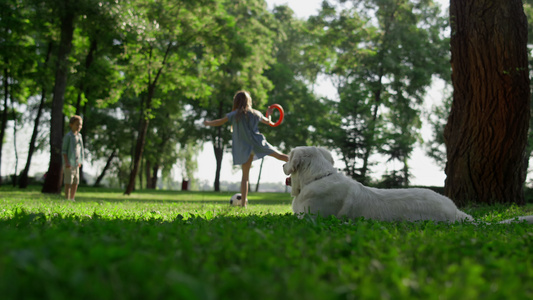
left=266, top=0, right=325, bottom=19
left=0, top=0, right=451, bottom=190
left=265, top=0, right=449, bottom=18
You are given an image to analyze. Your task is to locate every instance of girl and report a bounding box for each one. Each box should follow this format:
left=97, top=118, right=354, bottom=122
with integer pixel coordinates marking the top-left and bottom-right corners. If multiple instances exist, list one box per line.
left=204, top=91, right=289, bottom=207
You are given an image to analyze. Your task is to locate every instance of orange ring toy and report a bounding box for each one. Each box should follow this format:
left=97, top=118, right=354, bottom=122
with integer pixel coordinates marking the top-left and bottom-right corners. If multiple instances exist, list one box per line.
left=266, top=104, right=284, bottom=127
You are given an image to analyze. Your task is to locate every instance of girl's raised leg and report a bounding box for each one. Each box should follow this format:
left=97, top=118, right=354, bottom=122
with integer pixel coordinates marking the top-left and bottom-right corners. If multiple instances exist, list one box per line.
left=268, top=151, right=289, bottom=162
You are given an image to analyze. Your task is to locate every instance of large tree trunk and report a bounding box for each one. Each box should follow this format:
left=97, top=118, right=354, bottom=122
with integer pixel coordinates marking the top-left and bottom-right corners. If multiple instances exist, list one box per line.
left=444, top=0, right=530, bottom=206
left=42, top=10, right=75, bottom=194
left=20, top=42, right=53, bottom=189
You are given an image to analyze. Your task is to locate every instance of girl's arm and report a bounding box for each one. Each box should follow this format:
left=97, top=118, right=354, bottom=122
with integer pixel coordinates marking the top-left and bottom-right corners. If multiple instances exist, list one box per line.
left=204, top=116, right=229, bottom=127
left=259, top=107, right=274, bottom=126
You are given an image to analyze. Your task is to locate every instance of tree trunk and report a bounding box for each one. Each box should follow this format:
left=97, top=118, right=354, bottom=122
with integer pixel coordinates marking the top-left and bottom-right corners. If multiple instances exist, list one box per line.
left=145, top=160, right=152, bottom=189
left=359, top=96, right=381, bottom=184
left=20, top=42, right=53, bottom=189
left=125, top=116, right=149, bottom=194
left=444, top=0, right=530, bottom=205
left=94, top=150, right=116, bottom=187
left=402, top=157, right=409, bottom=187
left=213, top=142, right=223, bottom=192
left=42, top=10, right=75, bottom=194
left=11, top=101, right=18, bottom=187
left=212, top=100, right=225, bottom=192
left=150, top=164, right=159, bottom=189
left=124, top=42, right=171, bottom=195
left=0, top=66, right=9, bottom=186
left=139, top=157, right=144, bottom=189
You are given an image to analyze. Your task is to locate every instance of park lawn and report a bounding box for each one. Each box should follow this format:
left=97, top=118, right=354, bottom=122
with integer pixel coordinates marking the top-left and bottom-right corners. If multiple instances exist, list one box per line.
left=1, top=186, right=532, bottom=300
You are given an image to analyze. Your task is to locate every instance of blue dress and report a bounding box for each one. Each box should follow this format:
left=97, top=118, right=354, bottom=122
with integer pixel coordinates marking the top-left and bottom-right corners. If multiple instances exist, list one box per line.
left=227, top=109, right=276, bottom=165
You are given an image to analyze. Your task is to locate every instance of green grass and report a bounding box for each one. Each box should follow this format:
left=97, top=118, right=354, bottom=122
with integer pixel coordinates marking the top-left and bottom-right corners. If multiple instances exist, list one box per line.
left=1, top=186, right=533, bottom=300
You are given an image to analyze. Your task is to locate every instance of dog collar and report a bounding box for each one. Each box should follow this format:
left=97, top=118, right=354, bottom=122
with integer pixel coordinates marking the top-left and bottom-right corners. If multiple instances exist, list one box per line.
left=313, top=172, right=334, bottom=182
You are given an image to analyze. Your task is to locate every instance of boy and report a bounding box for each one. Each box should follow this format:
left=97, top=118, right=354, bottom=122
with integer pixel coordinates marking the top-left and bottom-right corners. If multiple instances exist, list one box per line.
left=62, top=115, right=84, bottom=201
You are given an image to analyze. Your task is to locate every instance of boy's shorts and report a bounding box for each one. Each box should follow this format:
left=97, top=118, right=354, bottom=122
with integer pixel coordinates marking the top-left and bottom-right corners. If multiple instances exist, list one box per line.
left=64, top=166, right=80, bottom=185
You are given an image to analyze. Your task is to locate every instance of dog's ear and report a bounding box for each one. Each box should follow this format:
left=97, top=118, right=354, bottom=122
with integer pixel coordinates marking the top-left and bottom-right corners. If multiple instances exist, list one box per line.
left=318, top=147, right=334, bottom=165
left=284, top=148, right=301, bottom=175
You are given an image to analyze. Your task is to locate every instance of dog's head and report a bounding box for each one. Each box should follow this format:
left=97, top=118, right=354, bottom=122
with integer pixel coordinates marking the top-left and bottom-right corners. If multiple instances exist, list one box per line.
left=283, top=146, right=336, bottom=196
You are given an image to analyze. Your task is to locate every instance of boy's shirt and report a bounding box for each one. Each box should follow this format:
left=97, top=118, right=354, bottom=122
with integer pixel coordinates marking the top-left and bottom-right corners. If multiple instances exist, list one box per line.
left=62, top=131, right=84, bottom=167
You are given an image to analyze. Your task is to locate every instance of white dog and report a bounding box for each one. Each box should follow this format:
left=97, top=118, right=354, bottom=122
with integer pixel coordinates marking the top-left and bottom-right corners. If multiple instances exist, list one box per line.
left=283, top=146, right=533, bottom=223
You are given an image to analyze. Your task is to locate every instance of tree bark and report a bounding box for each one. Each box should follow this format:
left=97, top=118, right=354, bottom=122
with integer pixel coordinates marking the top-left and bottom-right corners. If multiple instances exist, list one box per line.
left=42, top=9, right=75, bottom=194
left=20, top=42, right=53, bottom=189
left=444, top=0, right=530, bottom=205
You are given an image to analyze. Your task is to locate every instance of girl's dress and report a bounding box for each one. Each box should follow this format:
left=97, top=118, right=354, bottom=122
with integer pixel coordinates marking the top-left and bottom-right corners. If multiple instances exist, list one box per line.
left=227, top=109, right=276, bottom=165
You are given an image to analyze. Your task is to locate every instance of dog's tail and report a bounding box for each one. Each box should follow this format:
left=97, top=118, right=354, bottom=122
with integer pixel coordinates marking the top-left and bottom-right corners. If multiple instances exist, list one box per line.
left=498, top=215, right=533, bottom=224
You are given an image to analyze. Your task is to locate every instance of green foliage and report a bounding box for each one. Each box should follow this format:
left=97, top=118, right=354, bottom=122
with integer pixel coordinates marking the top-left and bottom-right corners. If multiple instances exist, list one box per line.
left=0, top=0, right=42, bottom=108
left=142, top=98, right=201, bottom=187
left=2, top=0, right=461, bottom=191
left=84, top=105, right=135, bottom=186
left=425, top=88, right=452, bottom=169
left=11, top=0, right=531, bottom=195
left=262, top=5, right=337, bottom=151
left=313, top=0, right=449, bottom=184
left=187, top=0, right=279, bottom=190
left=1, top=186, right=533, bottom=299
left=120, top=0, right=227, bottom=102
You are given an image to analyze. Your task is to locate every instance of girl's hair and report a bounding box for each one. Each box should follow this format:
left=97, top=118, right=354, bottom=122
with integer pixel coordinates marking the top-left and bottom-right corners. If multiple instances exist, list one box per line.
left=70, top=115, right=82, bottom=124
left=232, top=91, right=253, bottom=121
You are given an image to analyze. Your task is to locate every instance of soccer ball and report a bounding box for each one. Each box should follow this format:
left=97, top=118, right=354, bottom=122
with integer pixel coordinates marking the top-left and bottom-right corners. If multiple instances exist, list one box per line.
left=230, top=193, right=243, bottom=206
